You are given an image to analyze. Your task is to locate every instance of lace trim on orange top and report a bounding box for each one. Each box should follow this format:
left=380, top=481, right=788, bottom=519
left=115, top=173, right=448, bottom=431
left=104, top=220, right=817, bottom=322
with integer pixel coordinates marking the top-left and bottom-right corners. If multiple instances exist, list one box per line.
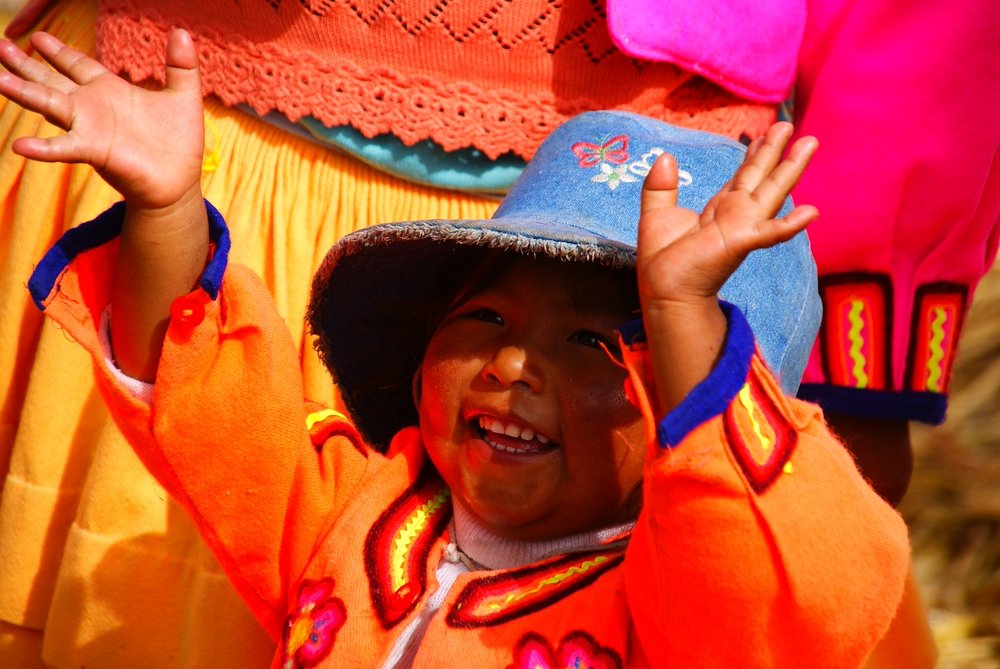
left=96, top=0, right=776, bottom=159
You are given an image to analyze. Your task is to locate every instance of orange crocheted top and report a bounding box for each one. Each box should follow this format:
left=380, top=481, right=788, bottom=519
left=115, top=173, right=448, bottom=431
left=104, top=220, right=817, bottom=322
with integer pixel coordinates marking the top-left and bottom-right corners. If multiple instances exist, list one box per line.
left=96, top=0, right=775, bottom=159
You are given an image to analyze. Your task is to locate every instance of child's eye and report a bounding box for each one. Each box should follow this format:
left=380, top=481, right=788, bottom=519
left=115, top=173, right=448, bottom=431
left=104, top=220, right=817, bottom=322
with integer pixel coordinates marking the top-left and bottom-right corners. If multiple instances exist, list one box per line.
left=569, top=330, right=621, bottom=357
left=466, top=308, right=504, bottom=326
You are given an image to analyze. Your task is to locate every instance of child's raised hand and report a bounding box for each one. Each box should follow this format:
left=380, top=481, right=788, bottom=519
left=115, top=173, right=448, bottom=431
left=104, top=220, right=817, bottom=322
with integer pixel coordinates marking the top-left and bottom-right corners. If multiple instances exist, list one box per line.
left=1, top=30, right=211, bottom=381
left=637, top=122, right=818, bottom=308
left=0, top=29, right=205, bottom=211
left=636, top=123, right=818, bottom=411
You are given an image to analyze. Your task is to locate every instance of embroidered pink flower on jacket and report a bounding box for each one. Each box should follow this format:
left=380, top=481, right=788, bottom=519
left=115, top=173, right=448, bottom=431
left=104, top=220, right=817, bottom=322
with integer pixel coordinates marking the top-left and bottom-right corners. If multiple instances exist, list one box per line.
left=571, top=135, right=629, bottom=167
left=509, top=631, right=622, bottom=669
left=281, top=578, right=347, bottom=669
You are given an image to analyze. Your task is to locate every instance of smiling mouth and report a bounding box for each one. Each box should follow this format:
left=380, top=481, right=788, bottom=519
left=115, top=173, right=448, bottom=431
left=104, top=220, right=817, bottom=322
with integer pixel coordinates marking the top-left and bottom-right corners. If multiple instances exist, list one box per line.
left=475, top=416, right=558, bottom=455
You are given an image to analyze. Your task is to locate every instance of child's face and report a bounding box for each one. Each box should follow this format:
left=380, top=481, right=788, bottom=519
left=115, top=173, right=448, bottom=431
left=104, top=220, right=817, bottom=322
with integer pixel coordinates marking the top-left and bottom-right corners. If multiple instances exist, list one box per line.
left=418, top=256, right=646, bottom=542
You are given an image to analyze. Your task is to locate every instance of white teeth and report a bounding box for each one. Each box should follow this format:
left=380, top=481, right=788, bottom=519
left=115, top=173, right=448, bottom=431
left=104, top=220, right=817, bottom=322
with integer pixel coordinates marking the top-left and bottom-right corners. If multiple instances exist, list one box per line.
left=477, top=416, right=549, bottom=444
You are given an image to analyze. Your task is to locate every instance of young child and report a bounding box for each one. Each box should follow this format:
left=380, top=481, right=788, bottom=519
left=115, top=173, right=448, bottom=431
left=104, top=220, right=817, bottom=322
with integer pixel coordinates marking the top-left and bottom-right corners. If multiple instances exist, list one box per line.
left=1, top=30, right=909, bottom=668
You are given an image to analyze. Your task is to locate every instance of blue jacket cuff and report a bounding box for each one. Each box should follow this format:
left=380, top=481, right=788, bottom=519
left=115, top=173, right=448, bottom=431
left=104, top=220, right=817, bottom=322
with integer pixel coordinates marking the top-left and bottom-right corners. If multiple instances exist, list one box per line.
left=28, top=199, right=231, bottom=310
left=656, top=300, right=755, bottom=448
left=796, top=383, right=947, bottom=425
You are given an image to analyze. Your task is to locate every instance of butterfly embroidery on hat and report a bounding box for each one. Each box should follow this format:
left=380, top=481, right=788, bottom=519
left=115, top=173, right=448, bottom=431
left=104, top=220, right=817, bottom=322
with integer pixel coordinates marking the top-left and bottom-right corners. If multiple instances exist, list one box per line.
left=572, top=138, right=693, bottom=191
left=280, top=578, right=346, bottom=669
left=507, top=631, right=623, bottom=669
left=446, top=548, right=625, bottom=628
left=571, top=135, right=630, bottom=168
left=365, top=469, right=451, bottom=628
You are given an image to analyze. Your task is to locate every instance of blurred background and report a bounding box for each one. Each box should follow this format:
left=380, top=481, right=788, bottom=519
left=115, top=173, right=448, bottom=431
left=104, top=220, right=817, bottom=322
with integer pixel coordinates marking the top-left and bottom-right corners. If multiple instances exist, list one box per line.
left=1, top=0, right=998, bottom=665
left=903, top=260, right=1000, bottom=668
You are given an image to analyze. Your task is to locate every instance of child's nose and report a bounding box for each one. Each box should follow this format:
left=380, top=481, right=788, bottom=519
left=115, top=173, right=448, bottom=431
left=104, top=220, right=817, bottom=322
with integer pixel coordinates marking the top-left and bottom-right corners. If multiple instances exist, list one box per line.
left=481, top=345, right=544, bottom=392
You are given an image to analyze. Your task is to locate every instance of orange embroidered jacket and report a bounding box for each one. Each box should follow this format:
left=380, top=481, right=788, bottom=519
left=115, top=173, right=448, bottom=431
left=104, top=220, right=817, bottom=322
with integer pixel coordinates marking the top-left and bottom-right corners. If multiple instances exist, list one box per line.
left=28, top=204, right=910, bottom=668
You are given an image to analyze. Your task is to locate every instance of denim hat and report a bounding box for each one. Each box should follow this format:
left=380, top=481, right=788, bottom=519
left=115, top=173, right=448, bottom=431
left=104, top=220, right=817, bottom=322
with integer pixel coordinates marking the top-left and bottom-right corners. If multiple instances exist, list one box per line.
left=309, top=111, right=820, bottom=446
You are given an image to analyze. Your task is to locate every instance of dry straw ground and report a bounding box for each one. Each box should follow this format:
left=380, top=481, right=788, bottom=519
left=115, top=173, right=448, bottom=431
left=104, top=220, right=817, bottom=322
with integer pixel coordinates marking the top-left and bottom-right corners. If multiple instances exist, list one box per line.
left=903, top=260, right=1000, bottom=668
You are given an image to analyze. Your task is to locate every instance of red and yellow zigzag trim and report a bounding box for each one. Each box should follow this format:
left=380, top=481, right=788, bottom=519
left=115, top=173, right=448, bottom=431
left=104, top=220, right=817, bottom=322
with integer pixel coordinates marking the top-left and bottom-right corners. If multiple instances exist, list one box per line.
left=723, top=367, right=797, bottom=494
left=447, top=549, right=625, bottom=628
left=364, top=470, right=451, bottom=628
left=305, top=407, right=366, bottom=454
left=905, top=283, right=967, bottom=394
left=818, top=274, right=892, bottom=391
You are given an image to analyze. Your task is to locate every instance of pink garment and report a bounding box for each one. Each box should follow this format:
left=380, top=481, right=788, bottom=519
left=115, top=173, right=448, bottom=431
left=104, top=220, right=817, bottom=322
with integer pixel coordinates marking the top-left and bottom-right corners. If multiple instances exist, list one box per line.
left=607, top=0, right=804, bottom=103
left=792, top=0, right=1000, bottom=422
left=612, top=0, right=1000, bottom=423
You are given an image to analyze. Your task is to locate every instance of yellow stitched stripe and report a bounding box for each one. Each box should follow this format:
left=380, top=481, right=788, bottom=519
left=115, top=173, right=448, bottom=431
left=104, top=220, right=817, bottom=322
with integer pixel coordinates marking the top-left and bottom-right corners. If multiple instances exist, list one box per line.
left=846, top=300, right=870, bottom=388
left=738, top=384, right=771, bottom=453
left=390, top=490, right=450, bottom=591
left=486, top=556, right=610, bottom=612
left=202, top=117, right=222, bottom=173
left=925, top=306, right=948, bottom=392
left=306, top=408, right=347, bottom=431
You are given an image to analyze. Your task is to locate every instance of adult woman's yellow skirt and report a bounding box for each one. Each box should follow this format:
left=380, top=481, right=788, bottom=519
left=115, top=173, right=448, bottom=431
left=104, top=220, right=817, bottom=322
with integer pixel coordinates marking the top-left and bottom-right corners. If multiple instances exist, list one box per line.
left=0, top=2, right=498, bottom=667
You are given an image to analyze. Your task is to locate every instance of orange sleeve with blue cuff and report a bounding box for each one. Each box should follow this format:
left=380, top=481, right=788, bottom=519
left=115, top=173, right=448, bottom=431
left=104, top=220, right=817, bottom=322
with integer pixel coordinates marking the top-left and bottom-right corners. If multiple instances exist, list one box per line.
left=29, top=202, right=910, bottom=666
left=620, top=303, right=910, bottom=668
left=27, top=201, right=374, bottom=642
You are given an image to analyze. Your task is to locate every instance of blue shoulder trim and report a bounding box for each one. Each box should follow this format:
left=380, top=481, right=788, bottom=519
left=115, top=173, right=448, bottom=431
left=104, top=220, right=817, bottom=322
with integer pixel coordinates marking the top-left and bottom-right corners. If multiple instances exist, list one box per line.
left=200, top=200, right=230, bottom=299
left=618, top=318, right=646, bottom=345
left=28, top=199, right=231, bottom=310
left=796, top=384, right=947, bottom=425
left=29, top=201, right=126, bottom=310
left=656, top=300, right=755, bottom=449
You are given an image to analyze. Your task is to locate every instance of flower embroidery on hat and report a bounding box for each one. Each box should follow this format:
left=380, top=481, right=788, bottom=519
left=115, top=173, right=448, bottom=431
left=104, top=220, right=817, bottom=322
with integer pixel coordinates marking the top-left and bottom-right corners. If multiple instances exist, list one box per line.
left=280, top=578, right=346, bottom=669
left=571, top=136, right=693, bottom=190
left=592, top=162, right=637, bottom=190
left=507, top=631, right=623, bottom=669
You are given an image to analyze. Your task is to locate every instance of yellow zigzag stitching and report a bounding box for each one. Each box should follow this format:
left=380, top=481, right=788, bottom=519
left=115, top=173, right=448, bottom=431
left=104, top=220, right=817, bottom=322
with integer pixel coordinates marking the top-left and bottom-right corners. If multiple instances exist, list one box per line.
left=390, top=489, right=450, bottom=591
left=738, top=384, right=771, bottom=453
left=487, top=555, right=610, bottom=612
left=846, top=300, right=870, bottom=388
left=305, top=408, right=347, bottom=431
left=926, top=307, right=948, bottom=392
left=202, top=117, right=222, bottom=174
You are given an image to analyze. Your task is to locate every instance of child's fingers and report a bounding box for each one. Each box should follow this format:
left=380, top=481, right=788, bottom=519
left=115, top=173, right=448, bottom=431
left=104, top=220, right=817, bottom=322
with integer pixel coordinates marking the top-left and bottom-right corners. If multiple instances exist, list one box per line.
left=639, top=153, right=701, bottom=254
left=30, top=31, right=107, bottom=86
left=163, top=29, right=201, bottom=96
left=728, top=122, right=793, bottom=194
left=0, top=71, right=73, bottom=129
left=640, top=152, right=680, bottom=215
left=749, top=136, right=818, bottom=213
left=746, top=204, right=820, bottom=251
left=11, top=133, right=86, bottom=164
left=0, top=39, right=75, bottom=94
